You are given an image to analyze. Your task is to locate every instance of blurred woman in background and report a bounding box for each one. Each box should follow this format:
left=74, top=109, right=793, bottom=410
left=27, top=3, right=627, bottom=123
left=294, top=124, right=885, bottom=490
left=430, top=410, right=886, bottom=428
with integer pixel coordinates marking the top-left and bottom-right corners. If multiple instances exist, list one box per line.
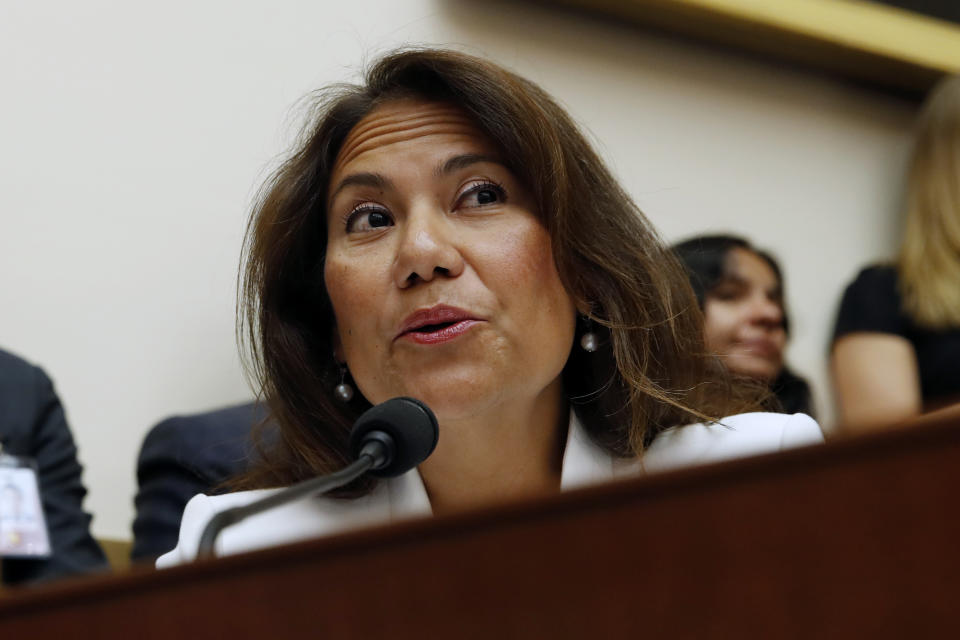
left=673, top=235, right=814, bottom=416
left=831, top=75, right=960, bottom=433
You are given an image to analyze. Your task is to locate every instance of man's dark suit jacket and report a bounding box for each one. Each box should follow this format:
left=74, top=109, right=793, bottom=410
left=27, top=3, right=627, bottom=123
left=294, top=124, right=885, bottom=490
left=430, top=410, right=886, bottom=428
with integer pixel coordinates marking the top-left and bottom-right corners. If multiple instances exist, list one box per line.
left=0, top=348, right=107, bottom=586
left=131, top=402, right=269, bottom=562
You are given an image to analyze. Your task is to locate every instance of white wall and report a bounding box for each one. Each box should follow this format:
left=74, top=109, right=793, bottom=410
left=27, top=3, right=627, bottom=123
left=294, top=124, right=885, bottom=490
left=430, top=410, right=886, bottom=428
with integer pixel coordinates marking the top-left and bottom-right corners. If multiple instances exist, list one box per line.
left=0, top=0, right=917, bottom=539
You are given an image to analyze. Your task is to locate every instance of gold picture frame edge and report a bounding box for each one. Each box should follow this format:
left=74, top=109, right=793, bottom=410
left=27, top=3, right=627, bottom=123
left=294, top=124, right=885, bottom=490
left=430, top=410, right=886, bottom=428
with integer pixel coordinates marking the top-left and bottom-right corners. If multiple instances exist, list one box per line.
left=547, top=0, right=960, bottom=93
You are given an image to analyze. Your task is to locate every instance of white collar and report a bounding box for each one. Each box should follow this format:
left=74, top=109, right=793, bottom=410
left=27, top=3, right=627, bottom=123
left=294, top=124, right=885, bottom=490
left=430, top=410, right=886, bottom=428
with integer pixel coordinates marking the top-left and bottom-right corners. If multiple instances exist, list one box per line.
left=385, top=411, right=638, bottom=517
left=165, top=410, right=818, bottom=564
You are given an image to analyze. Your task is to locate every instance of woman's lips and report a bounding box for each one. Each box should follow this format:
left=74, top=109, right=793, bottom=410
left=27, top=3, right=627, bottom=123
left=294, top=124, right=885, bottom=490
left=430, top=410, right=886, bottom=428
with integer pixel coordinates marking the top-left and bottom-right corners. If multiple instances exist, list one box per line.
left=735, top=338, right=779, bottom=359
left=401, top=319, right=482, bottom=344
left=396, top=305, right=482, bottom=345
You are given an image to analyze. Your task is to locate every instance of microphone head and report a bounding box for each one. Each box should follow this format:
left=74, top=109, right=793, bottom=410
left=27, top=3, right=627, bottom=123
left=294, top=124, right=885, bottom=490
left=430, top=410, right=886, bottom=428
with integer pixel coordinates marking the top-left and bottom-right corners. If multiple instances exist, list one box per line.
left=349, top=397, right=439, bottom=477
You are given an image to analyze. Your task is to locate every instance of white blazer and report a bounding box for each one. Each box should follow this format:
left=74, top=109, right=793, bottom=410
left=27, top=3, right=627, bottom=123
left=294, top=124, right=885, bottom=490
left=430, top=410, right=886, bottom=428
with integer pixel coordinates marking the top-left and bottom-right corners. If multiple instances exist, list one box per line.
left=157, top=411, right=822, bottom=568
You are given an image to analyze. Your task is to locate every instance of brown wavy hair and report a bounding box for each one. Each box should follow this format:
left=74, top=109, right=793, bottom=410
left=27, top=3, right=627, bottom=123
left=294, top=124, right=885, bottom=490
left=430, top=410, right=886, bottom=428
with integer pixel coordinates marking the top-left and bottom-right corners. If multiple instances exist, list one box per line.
left=237, top=47, right=761, bottom=492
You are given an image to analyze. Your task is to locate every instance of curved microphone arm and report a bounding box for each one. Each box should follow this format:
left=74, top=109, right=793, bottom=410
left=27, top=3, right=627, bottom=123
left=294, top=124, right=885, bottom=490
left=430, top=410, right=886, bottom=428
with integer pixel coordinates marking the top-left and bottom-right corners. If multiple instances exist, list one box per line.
left=196, top=438, right=389, bottom=558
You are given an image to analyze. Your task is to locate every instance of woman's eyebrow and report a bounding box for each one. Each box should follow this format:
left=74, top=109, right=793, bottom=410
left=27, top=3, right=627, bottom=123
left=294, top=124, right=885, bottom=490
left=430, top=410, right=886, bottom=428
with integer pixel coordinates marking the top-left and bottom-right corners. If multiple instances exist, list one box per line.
left=330, top=172, right=395, bottom=201
left=436, top=153, right=502, bottom=176
left=715, top=274, right=746, bottom=287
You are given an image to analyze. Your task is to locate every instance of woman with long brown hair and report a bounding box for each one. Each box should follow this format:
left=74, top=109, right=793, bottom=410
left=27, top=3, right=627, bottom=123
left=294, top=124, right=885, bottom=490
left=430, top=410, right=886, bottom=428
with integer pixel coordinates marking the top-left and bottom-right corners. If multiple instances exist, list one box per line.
left=159, top=48, right=821, bottom=564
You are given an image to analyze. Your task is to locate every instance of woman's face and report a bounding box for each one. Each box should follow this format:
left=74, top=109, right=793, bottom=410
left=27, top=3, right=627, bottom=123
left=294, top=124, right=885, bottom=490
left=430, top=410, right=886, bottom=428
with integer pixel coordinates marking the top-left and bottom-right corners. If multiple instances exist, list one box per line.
left=702, top=247, right=786, bottom=381
left=324, top=99, right=577, bottom=422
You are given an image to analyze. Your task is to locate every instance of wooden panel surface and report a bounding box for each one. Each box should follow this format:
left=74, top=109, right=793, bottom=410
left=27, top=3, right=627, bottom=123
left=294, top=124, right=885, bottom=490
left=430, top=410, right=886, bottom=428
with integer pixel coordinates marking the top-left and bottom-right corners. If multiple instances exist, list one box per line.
left=1, top=416, right=959, bottom=637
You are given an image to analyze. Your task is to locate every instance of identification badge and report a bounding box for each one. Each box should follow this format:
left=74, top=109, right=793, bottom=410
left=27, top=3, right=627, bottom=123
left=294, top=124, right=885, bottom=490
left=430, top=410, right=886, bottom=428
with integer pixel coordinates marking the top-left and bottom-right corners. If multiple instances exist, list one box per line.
left=0, top=448, right=52, bottom=558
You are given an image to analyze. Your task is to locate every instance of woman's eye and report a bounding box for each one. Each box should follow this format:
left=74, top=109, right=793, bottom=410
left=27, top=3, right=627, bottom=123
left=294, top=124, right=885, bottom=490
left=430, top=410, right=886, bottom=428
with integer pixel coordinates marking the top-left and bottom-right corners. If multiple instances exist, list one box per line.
left=460, top=182, right=506, bottom=208
left=710, top=282, right=745, bottom=301
left=346, top=206, right=394, bottom=233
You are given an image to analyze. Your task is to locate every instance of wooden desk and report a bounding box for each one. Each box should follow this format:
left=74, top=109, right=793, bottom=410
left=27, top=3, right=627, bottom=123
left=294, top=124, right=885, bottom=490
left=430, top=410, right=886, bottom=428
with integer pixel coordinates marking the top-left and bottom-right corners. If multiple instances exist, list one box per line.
left=1, top=416, right=958, bottom=637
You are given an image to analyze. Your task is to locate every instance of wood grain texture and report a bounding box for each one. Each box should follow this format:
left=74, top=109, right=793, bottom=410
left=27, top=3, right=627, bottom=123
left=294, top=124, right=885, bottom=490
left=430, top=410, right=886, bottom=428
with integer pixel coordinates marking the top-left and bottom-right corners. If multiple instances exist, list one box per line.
left=1, top=415, right=959, bottom=637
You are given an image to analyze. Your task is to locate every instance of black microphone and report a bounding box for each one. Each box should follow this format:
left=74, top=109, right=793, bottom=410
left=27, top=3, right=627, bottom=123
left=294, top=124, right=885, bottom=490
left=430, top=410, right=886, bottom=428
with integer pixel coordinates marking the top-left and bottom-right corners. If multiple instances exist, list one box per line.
left=196, top=397, right=438, bottom=558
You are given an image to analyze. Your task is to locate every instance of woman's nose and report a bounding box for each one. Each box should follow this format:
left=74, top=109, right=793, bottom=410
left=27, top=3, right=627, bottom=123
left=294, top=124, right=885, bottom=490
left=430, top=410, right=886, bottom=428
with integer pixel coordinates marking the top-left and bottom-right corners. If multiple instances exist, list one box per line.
left=393, top=205, right=465, bottom=288
left=749, top=296, right=784, bottom=328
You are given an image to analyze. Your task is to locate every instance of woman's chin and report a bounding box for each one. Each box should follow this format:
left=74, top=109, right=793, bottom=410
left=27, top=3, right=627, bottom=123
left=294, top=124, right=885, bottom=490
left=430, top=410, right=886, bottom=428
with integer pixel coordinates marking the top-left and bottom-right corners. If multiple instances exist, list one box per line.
left=361, top=375, right=505, bottom=422
left=724, top=354, right=781, bottom=383
left=412, top=386, right=503, bottom=422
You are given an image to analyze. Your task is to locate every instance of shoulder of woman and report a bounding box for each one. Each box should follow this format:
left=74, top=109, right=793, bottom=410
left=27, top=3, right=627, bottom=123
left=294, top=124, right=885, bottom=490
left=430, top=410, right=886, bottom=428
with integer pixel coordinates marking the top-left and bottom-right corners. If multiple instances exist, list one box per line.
left=155, top=489, right=280, bottom=568
left=837, top=265, right=900, bottom=308
left=834, top=264, right=904, bottom=341
left=155, top=479, right=410, bottom=567
left=846, top=265, right=899, bottom=300
left=642, top=413, right=823, bottom=474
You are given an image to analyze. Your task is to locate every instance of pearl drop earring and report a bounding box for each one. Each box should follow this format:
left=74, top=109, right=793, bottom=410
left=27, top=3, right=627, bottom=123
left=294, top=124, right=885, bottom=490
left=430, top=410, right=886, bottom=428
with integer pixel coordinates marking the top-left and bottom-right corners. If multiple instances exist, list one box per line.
left=334, top=363, right=354, bottom=402
left=580, top=317, right=598, bottom=353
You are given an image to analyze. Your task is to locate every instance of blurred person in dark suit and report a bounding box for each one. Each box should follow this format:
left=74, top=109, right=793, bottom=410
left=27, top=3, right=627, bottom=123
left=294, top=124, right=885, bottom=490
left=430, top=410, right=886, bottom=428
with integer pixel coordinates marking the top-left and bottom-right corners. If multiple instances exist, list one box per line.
left=0, top=347, right=107, bottom=586
left=131, top=402, right=269, bottom=562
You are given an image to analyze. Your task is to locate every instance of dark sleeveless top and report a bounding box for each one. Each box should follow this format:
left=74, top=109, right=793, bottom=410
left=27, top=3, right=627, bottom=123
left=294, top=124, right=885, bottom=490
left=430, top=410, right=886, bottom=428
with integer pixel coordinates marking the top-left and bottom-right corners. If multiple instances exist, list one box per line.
left=833, top=265, right=960, bottom=405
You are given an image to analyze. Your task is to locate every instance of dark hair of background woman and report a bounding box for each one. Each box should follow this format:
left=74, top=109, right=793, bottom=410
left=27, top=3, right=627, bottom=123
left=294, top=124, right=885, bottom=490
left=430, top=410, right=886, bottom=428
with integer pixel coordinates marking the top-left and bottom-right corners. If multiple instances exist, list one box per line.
left=672, top=234, right=814, bottom=417
left=237, top=49, right=764, bottom=494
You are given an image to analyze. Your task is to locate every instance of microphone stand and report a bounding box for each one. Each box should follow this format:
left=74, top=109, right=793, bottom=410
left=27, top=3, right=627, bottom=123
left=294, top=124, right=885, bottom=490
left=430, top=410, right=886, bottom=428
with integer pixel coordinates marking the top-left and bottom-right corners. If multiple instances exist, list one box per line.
left=196, top=439, right=387, bottom=558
